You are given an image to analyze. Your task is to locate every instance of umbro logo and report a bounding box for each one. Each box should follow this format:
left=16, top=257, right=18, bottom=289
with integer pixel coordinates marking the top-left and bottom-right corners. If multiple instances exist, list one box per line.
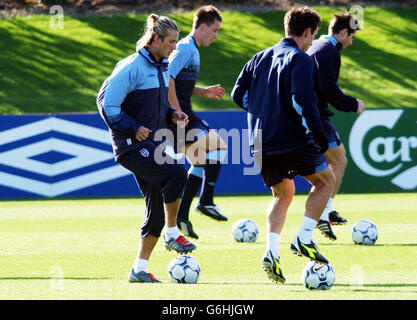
left=0, top=116, right=130, bottom=197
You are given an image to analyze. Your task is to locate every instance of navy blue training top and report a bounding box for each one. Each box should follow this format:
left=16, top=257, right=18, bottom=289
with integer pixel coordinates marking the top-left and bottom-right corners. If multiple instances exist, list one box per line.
left=97, top=47, right=176, bottom=161
left=231, top=38, right=322, bottom=154
left=307, top=35, right=358, bottom=118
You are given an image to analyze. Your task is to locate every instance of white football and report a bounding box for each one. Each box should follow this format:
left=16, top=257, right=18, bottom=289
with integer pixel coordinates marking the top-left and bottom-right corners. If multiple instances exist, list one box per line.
left=352, top=219, right=378, bottom=245
left=301, top=260, right=335, bottom=290
left=232, top=219, right=259, bottom=242
left=167, top=255, right=201, bottom=284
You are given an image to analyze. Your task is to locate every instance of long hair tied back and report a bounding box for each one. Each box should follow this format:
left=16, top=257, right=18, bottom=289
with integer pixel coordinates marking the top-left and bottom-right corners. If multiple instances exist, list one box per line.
left=136, top=14, right=179, bottom=51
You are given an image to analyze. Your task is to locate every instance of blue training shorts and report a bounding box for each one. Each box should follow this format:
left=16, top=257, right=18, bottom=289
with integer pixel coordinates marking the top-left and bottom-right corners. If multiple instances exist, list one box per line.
left=321, top=117, right=341, bottom=149
left=256, top=142, right=328, bottom=188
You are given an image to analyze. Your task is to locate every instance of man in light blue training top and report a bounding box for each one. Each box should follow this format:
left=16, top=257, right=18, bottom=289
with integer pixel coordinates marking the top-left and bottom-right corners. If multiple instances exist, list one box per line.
left=168, top=5, right=228, bottom=240
left=97, top=14, right=196, bottom=283
left=232, top=7, right=334, bottom=284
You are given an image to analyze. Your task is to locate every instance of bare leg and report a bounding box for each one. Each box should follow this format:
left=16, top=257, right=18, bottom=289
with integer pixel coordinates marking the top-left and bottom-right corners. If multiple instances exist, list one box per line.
left=184, top=130, right=228, bottom=219
left=268, top=178, right=295, bottom=234
left=183, top=129, right=228, bottom=166
left=163, top=197, right=197, bottom=253
left=262, top=179, right=292, bottom=283
left=137, top=234, right=159, bottom=260
left=324, top=144, right=347, bottom=198
left=302, top=167, right=335, bottom=222
left=291, top=167, right=335, bottom=263
left=164, top=198, right=181, bottom=228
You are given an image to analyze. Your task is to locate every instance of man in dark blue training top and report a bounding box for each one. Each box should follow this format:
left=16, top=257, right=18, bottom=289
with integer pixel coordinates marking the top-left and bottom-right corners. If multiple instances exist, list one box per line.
left=97, top=14, right=196, bottom=283
left=307, top=12, right=365, bottom=241
left=168, top=5, right=228, bottom=240
left=232, top=7, right=335, bottom=284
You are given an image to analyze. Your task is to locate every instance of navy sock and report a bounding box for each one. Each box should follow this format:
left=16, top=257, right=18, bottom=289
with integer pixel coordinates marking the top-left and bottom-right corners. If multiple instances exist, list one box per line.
left=177, top=171, right=203, bottom=221
left=199, top=163, right=221, bottom=206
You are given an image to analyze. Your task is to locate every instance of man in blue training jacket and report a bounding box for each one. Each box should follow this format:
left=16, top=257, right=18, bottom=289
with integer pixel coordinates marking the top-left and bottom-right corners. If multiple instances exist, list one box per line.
left=168, top=5, right=228, bottom=240
left=307, top=12, right=365, bottom=241
left=232, top=7, right=335, bottom=284
left=97, top=14, right=196, bottom=283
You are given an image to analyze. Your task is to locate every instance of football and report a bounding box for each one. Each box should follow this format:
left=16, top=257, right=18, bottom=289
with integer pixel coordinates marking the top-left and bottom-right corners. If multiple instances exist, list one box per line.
left=301, top=261, right=335, bottom=290
left=352, top=219, right=378, bottom=245
left=167, top=255, right=201, bottom=284
left=231, top=218, right=259, bottom=242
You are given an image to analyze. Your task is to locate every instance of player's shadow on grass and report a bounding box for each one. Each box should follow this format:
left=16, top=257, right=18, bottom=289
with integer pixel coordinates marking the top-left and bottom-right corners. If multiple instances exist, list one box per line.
left=371, top=243, right=417, bottom=247
left=210, top=282, right=417, bottom=293
left=332, top=283, right=417, bottom=294
left=0, top=276, right=114, bottom=280
left=335, top=283, right=417, bottom=288
left=288, top=283, right=417, bottom=294
left=277, top=282, right=417, bottom=288
left=319, top=243, right=417, bottom=247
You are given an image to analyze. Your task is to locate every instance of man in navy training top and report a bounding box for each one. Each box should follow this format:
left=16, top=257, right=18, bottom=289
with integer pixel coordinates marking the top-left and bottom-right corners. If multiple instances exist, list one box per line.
left=232, top=7, right=335, bottom=284
left=168, top=5, right=228, bottom=240
left=97, top=14, right=196, bottom=283
left=307, top=12, right=365, bottom=241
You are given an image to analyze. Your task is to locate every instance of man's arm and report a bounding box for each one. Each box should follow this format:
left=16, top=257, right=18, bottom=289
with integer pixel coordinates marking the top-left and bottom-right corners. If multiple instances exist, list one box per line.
left=193, top=84, right=225, bottom=100
left=168, top=77, right=182, bottom=112
left=291, top=53, right=329, bottom=153
left=291, top=53, right=322, bottom=133
left=168, top=44, right=192, bottom=112
left=356, top=98, right=366, bottom=114
left=171, top=109, right=189, bottom=127
left=315, top=50, right=358, bottom=113
left=101, top=66, right=141, bottom=136
left=231, top=59, right=254, bottom=110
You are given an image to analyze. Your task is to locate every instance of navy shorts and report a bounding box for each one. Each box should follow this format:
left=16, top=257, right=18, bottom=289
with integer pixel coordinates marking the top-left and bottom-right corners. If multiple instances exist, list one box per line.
left=321, top=118, right=341, bottom=149
left=118, top=140, right=187, bottom=237
left=168, top=112, right=211, bottom=153
left=257, top=142, right=328, bottom=188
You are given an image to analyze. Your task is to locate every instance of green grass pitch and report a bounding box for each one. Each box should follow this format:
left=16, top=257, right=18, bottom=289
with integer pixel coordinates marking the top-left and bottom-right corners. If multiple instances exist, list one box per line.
left=1, top=7, right=416, bottom=114
left=1, top=193, right=416, bottom=300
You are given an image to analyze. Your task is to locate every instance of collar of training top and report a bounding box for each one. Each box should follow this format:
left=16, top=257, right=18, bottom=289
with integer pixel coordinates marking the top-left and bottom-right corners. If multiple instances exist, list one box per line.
left=191, top=35, right=200, bottom=49
left=321, top=35, right=343, bottom=51
left=138, top=47, right=169, bottom=70
left=283, top=37, right=298, bottom=47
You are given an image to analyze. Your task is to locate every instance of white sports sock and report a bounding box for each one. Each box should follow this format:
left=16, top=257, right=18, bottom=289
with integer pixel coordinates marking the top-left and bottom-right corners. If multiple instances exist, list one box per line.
left=327, top=198, right=334, bottom=211
left=319, top=197, right=334, bottom=221
left=133, top=258, right=148, bottom=273
left=297, top=216, right=317, bottom=243
left=165, top=226, right=181, bottom=240
left=266, top=232, right=280, bottom=258
left=320, top=206, right=331, bottom=221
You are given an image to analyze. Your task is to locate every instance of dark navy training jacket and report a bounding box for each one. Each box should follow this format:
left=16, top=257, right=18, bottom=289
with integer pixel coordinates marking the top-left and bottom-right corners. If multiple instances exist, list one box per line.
left=97, top=48, right=176, bottom=161
left=231, top=38, right=322, bottom=154
left=307, top=35, right=358, bottom=118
